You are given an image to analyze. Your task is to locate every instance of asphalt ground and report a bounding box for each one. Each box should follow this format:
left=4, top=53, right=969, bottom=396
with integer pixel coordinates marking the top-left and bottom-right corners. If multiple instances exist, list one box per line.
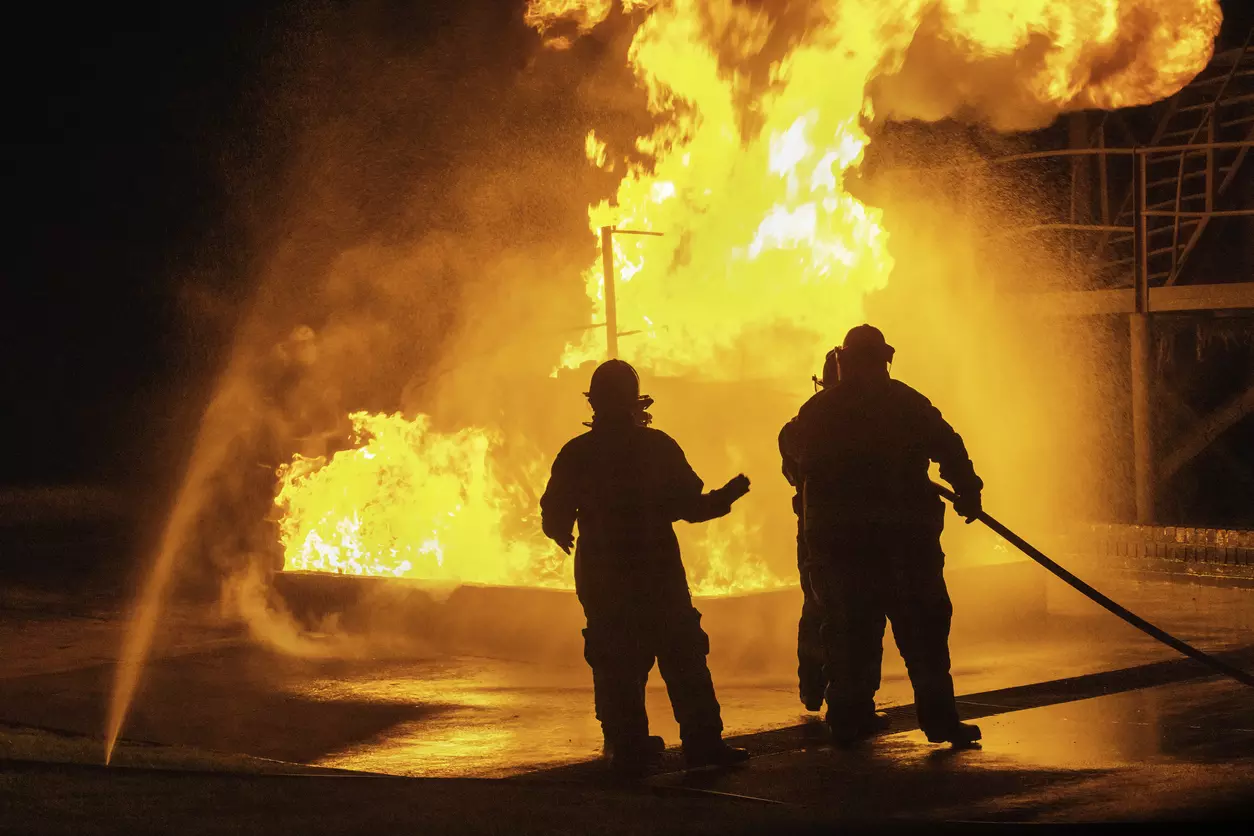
left=1, top=573, right=1252, bottom=830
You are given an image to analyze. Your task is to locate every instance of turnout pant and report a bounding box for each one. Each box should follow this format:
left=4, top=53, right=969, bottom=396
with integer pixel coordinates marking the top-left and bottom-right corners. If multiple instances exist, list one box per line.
left=796, top=525, right=827, bottom=703
left=578, top=576, right=723, bottom=751
left=806, top=523, right=960, bottom=736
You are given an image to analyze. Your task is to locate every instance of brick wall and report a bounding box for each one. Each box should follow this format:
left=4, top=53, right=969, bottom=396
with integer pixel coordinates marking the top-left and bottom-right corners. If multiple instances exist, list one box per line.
left=1067, top=524, right=1254, bottom=580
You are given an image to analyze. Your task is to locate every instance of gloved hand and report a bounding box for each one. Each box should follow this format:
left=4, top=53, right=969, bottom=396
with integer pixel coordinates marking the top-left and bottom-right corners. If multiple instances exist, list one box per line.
left=718, top=474, right=751, bottom=504
left=952, top=492, right=982, bottom=524
left=552, top=532, right=574, bottom=554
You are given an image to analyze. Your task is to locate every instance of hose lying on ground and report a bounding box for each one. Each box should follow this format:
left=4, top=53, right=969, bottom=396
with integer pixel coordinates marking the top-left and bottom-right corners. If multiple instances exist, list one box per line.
left=933, top=482, right=1254, bottom=689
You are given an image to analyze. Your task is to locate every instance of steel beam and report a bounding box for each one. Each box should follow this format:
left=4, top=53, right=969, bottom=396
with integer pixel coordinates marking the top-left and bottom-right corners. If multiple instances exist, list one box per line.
left=1024, top=282, right=1254, bottom=315
left=1160, top=382, right=1254, bottom=483
left=600, top=225, right=617, bottom=360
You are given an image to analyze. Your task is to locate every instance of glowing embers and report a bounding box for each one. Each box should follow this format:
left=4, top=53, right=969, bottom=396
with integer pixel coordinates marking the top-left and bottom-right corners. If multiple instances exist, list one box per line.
left=275, top=412, right=563, bottom=587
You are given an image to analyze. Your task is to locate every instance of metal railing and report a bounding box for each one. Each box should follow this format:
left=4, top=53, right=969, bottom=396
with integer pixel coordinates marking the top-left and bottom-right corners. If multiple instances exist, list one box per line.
left=899, top=138, right=1253, bottom=296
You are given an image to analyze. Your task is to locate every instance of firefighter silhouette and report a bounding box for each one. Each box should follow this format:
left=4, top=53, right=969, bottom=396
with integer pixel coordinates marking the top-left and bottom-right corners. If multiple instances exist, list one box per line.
left=781, top=325, right=984, bottom=747
left=540, top=359, right=753, bottom=774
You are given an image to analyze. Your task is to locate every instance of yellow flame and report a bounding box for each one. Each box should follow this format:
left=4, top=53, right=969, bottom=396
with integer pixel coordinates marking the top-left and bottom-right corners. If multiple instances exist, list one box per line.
left=546, top=0, right=1218, bottom=373
left=526, top=0, right=654, bottom=36
left=585, top=130, right=610, bottom=168
left=276, top=411, right=788, bottom=594
left=278, top=0, right=1219, bottom=594
left=688, top=513, right=784, bottom=598
left=276, top=412, right=566, bottom=587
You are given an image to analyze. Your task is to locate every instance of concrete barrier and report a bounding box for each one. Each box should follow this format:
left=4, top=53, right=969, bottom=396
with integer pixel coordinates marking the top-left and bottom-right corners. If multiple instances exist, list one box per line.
left=271, top=557, right=1046, bottom=669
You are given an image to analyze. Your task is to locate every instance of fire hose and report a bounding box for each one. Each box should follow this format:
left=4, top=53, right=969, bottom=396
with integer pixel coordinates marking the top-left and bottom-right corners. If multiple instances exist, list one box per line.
left=932, top=482, right=1254, bottom=689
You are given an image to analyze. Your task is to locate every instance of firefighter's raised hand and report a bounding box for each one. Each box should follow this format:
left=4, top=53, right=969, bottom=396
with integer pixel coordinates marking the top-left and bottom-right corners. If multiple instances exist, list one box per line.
left=719, top=474, right=751, bottom=504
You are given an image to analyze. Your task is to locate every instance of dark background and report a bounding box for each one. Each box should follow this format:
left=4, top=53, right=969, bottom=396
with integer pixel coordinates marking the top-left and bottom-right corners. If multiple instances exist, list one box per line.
left=2, top=1, right=1251, bottom=549
left=3, top=2, right=284, bottom=488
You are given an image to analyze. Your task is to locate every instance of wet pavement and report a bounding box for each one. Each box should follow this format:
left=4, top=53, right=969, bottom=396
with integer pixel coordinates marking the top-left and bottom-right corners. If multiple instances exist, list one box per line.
left=1, top=572, right=1252, bottom=823
left=625, top=674, right=1254, bottom=821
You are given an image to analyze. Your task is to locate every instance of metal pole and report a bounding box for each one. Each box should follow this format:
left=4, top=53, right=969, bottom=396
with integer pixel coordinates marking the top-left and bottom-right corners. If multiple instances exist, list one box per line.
left=1135, top=151, right=1149, bottom=313
left=1131, top=315, right=1154, bottom=524
left=1132, top=150, right=1153, bottom=524
left=1205, top=110, right=1216, bottom=215
left=1098, top=125, right=1110, bottom=228
left=600, top=225, right=617, bottom=360
left=1068, top=112, right=1091, bottom=275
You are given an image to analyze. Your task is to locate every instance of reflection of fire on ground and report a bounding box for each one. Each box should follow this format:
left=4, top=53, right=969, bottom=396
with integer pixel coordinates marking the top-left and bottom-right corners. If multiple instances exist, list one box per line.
left=271, top=0, right=1222, bottom=596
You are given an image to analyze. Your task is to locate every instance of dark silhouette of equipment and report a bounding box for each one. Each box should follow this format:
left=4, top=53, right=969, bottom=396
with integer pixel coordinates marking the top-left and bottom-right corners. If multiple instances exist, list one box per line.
left=933, top=482, right=1254, bottom=689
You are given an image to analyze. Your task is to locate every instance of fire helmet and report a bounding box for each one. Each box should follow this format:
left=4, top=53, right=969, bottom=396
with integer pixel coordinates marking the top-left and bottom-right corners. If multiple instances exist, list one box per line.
left=836, top=324, right=895, bottom=365
left=816, top=348, right=840, bottom=388
left=586, top=359, right=652, bottom=413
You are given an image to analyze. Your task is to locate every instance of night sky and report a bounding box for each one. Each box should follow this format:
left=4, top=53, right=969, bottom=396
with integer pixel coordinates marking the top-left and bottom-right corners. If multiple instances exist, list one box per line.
left=3, top=2, right=284, bottom=486
left=3, top=1, right=1251, bottom=523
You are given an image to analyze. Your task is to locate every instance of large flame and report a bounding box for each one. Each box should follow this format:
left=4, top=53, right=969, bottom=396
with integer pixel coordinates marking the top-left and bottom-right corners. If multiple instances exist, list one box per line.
left=275, top=411, right=784, bottom=594
left=275, top=0, right=1219, bottom=593
left=533, top=0, right=1220, bottom=373
left=276, top=412, right=566, bottom=586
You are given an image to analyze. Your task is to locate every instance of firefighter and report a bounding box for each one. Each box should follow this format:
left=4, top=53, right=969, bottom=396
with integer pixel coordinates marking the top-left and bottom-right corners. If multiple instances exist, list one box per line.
left=778, top=350, right=841, bottom=712
left=540, top=359, right=753, bottom=774
left=782, top=325, right=984, bottom=747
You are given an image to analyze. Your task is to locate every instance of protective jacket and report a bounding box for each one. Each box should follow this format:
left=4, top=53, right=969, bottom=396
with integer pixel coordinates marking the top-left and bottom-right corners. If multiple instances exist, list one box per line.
left=779, top=422, right=804, bottom=517
left=783, top=376, right=982, bottom=736
left=782, top=378, right=982, bottom=534
left=540, top=420, right=737, bottom=592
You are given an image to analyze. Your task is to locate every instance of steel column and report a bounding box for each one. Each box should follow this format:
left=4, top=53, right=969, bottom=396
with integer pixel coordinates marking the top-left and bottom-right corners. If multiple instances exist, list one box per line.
left=1131, top=150, right=1153, bottom=524
left=600, top=225, right=617, bottom=360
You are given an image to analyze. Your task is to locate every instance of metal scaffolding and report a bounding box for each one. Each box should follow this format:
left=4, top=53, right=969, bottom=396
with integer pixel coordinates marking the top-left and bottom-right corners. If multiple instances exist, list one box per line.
left=908, top=36, right=1254, bottom=525
left=1000, top=37, right=1253, bottom=525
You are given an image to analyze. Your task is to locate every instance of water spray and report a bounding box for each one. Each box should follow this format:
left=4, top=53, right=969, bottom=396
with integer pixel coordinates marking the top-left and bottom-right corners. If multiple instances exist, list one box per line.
left=103, top=488, right=200, bottom=765
left=934, top=482, right=1254, bottom=689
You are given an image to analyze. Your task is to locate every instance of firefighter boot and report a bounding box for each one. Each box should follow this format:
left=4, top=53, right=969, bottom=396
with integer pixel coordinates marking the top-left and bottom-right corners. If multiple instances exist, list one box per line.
left=924, top=721, right=981, bottom=747
left=827, top=711, right=891, bottom=747
left=683, top=736, right=751, bottom=768
left=607, top=736, right=666, bottom=779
